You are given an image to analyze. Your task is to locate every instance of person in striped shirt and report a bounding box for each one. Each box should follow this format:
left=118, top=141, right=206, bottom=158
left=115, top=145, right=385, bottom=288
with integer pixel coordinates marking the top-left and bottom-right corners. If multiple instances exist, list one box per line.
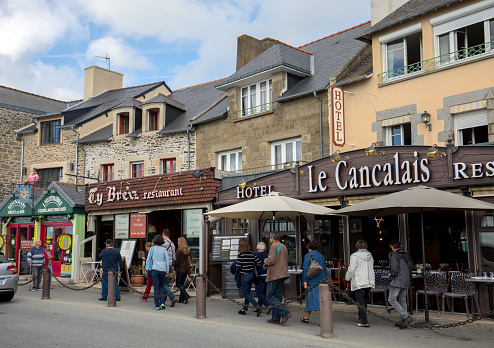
left=236, top=238, right=262, bottom=316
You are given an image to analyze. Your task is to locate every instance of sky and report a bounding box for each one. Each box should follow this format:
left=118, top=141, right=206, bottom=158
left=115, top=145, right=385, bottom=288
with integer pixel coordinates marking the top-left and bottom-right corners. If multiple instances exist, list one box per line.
left=0, top=0, right=370, bottom=102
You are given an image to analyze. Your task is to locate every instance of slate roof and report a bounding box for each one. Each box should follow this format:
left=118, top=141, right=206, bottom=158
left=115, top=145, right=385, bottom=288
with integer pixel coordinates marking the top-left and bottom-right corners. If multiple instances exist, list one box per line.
left=16, top=124, right=37, bottom=135
left=73, top=124, right=113, bottom=143
left=61, top=82, right=168, bottom=127
left=114, top=98, right=142, bottom=109
left=336, top=56, right=373, bottom=86
left=0, top=85, right=68, bottom=115
left=143, top=93, right=186, bottom=111
left=276, top=21, right=371, bottom=102
left=215, top=42, right=313, bottom=89
left=356, top=0, right=461, bottom=42
left=191, top=97, right=229, bottom=126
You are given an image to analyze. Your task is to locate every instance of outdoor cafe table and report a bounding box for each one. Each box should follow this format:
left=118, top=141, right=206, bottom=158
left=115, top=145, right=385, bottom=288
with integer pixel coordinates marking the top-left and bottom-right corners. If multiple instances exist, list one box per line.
left=466, top=277, right=494, bottom=318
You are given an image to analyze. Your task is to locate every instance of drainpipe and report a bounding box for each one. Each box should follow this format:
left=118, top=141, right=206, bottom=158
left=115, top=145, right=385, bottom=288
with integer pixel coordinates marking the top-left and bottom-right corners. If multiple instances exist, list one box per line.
left=68, top=126, right=86, bottom=184
left=15, top=133, right=24, bottom=183
left=187, top=125, right=193, bottom=171
left=313, top=91, right=323, bottom=158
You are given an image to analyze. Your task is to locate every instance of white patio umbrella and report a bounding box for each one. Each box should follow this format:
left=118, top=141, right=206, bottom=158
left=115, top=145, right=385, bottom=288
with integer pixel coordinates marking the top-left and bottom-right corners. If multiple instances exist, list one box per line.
left=334, top=185, right=494, bottom=323
left=205, top=191, right=336, bottom=219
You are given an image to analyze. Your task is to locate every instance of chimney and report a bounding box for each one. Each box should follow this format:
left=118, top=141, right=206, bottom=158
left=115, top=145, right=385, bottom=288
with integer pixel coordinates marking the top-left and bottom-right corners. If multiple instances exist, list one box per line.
left=371, top=0, right=409, bottom=26
left=236, top=35, right=276, bottom=71
left=84, top=66, right=124, bottom=100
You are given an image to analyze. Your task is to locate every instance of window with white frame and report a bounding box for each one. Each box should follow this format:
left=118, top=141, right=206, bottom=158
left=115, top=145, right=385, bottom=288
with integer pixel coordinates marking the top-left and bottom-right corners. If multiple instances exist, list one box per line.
left=454, top=109, right=489, bottom=146
left=383, top=32, right=422, bottom=78
left=241, top=79, right=272, bottom=116
left=386, top=123, right=411, bottom=146
left=271, top=138, right=302, bottom=169
left=433, top=5, right=494, bottom=64
left=218, top=149, right=242, bottom=172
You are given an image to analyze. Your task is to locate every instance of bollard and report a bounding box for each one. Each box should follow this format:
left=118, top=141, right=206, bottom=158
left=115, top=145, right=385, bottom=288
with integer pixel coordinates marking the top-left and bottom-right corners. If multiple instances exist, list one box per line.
left=108, top=270, right=117, bottom=307
left=319, top=283, right=334, bottom=339
left=42, top=268, right=50, bottom=300
left=196, top=276, right=206, bottom=319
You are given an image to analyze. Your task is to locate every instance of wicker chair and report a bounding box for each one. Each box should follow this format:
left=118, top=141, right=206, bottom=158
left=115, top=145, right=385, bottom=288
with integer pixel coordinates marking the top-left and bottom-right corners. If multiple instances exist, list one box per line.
left=415, top=271, right=447, bottom=314
left=370, top=269, right=390, bottom=312
left=442, top=272, right=480, bottom=318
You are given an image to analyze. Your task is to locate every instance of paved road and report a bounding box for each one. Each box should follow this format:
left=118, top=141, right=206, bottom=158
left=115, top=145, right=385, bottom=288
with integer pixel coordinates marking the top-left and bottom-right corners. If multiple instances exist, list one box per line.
left=1, top=285, right=492, bottom=348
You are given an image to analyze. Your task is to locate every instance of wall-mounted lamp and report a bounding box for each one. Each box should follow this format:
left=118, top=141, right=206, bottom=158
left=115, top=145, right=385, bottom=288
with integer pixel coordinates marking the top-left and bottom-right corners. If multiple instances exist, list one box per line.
left=330, top=150, right=341, bottom=163
left=192, top=170, right=203, bottom=178
left=421, top=111, right=432, bottom=131
left=67, top=213, right=74, bottom=220
left=69, top=162, right=74, bottom=171
left=283, top=162, right=293, bottom=169
left=426, top=144, right=447, bottom=159
left=238, top=180, right=247, bottom=189
left=49, top=187, right=57, bottom=195
left=365, top=143, right=377, bottom=156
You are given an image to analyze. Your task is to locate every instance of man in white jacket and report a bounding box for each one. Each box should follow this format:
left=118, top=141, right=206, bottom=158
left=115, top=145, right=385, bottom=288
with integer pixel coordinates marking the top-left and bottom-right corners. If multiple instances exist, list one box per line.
left=345, top=240, right=375, bottom=327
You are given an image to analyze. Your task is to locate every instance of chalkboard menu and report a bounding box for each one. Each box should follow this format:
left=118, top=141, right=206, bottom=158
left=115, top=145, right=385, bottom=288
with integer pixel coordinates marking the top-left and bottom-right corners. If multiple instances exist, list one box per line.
left=211, top=235, right=247, bottom=262
left=19, top=250, right=30, bottom=275
left=221, top=262, right=241, bottom=299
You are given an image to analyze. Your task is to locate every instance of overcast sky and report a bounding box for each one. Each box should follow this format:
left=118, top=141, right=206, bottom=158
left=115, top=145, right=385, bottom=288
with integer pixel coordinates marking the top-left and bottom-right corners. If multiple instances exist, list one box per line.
left=0, top=0, right=370, bottom=101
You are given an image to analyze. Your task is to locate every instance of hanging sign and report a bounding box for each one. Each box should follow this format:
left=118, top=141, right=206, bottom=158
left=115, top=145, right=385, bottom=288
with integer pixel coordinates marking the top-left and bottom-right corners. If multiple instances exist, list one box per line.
left=332, top=86, right=345, bottom=147
left=58, top=234, right=72, bottom=251
left=18, top=186, right=32, bottom=203
left=0, top=235, right=4, bottom=249
left=115, top=214, right=129, bottom=239
left=130, top=213, right=146, bottom=239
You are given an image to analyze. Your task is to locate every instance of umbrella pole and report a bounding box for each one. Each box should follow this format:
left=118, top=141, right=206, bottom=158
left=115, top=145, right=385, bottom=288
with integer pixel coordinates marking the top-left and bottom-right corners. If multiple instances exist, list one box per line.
left=420, top=207, right=430, bottom=323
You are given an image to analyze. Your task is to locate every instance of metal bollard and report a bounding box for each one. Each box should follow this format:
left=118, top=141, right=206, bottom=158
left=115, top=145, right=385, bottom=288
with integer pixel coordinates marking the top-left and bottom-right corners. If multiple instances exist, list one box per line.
left=196, top=276, right=206, bottom=319
left=42, top=268, right=50, bottom=300
left=108, top=270, right=117, bottom=307
left=319, top=283, right=334, bottom=339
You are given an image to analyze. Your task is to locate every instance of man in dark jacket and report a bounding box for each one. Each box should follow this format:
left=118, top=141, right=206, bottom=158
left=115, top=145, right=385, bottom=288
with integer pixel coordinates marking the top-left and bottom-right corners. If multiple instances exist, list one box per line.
left=388, top=239, right=413, bottom=328
left=99, top=239, right=123, bottom=301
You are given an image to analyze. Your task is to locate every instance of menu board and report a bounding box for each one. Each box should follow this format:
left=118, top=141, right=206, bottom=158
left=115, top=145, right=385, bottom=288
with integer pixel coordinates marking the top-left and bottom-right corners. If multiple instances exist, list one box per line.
left=183, top=209, right=202, bottom=238
left=211, top=235, right=247, bottom=262
left=119, top=239, right=136, bottom=269
left=115, top=214, right=129, bottom=239
left=19, top=250, right=30, bottom=275
left=221, top=262, right=241, bottom=299
left=130, top=213, right=146, bottom=239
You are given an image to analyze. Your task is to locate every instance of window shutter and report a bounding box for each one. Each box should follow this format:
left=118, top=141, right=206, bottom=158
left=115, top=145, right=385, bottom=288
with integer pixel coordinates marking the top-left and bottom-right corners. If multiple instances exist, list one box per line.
left=434, top=6, right=494, bottom=36
left=455, top=109, right=488, bottom=130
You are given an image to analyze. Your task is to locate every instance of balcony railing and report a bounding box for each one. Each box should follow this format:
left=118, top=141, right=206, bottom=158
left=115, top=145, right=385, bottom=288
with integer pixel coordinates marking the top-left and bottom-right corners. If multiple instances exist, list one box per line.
left=234, top=102, right=274, bottom=119
left=378, top=41, right=494, bottom=85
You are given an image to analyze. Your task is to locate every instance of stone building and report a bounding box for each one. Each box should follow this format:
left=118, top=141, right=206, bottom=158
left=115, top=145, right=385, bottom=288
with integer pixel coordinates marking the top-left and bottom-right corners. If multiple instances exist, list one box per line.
left=0, top=86, right=68, bottom=200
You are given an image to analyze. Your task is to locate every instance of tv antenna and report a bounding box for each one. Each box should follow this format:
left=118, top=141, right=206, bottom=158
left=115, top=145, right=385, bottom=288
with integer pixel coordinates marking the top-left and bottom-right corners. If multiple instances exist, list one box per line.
left=94, top=54, right=110, bottom=70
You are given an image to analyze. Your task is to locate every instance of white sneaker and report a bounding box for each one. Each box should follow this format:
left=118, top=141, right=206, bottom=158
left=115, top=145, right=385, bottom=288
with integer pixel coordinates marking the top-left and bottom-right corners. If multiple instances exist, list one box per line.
left=37, top=288, right=43, bottom=291
left=31, top=288, right=37, bottom=291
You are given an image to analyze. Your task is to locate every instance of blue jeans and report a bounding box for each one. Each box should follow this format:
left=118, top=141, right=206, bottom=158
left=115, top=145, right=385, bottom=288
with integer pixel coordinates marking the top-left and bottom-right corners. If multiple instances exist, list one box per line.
left=162, top=269, right=176, bottom=304
left=176, top=272, right=190, bottom=302
left=240, top=272, right=259, bottom=311
left=101, top=272, right=120, bottom=300
left=255, top=276, right=271, bottom=307
left=151, top=270, right=167, bottom=308
left=267, top=278, right=288, bottom=321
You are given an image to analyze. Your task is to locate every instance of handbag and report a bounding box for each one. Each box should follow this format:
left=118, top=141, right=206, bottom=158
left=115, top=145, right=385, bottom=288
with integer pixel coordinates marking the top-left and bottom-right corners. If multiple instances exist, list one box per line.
left=145, top=246, right=154, bottom=271
left=306, top=253, right=323, bottom=279
left=253, top=266, right=260, bottom=285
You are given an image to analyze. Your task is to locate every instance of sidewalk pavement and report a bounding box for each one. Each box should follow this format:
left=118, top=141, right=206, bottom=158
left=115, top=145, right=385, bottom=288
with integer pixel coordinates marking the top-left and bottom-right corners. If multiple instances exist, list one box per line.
left=25, top=275, right=494, bottom=332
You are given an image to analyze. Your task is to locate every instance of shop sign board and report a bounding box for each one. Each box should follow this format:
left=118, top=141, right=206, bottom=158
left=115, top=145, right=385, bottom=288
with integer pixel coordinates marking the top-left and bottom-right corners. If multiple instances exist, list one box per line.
left=58, top=234, right=72, bottom=251
left=20, top=240, right=32, bottom=250
left=18, top=186, right=32, bottom=203
left=332, top=86, right=345, bottom=147
left=88, top=185, right=183, bottom=207
left=2, top=199, right=29, bottom=216
left=183, top=209, right=202, bottom=239
left=130, top=213, right=146, bottom=239
left=35, top=194, right=72, bottom=215
left=115, top=214, right=129, bottom=239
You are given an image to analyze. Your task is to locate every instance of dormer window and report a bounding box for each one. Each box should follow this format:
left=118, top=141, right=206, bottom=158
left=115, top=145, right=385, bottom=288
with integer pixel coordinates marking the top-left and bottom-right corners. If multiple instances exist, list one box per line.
left=118, top=113, right=129, bottom=134
left=241, top=79, right=272, bottom=116
left=148, top=109, right=159, bottom=131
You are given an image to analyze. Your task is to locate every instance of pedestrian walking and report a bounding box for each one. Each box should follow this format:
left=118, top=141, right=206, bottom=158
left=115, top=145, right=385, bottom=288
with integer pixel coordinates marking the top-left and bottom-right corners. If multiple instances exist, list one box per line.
left=255, top=242, right=272, bottom=314
left=345, top=240, right=375, bottom=327
left=140, top=242, right=153, bottom=301
left=43, top=242, right=54, bottom=289
left=99, top=239, right=123, bottom=301
left=388, top=239, right=413, bottom=328
left=162, top=229, right=177, bottom=307
left=264, top=232, right=292, bottom=325
left=236, top=238, right=262, bottom=316
left=301, top=241, right=327, bottom=323
left=175, top=237, right=191, bottom=304
left=147, top=235, right=170, bottom=310
left=27, top=239, right=44, bottom=291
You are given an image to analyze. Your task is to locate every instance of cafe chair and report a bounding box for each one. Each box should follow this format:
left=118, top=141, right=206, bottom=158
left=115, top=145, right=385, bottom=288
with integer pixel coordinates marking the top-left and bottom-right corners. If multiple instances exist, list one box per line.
left=370, top=269, right=390, bottom=312
left=415, top=271, right=447, bottom=314
left=442, top=272, right=480, bottom=319
left=186, top=261, right=198, bottom=291
left=80, top=257, right=93, bottom=284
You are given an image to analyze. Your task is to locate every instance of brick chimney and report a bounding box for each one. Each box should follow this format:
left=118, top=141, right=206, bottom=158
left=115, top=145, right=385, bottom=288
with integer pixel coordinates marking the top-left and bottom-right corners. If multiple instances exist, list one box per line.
left=371, top=0, right=409, bottom=25
left=84, top=66, right=124, bottom=100
left=236, top=35, right=276, bottom=71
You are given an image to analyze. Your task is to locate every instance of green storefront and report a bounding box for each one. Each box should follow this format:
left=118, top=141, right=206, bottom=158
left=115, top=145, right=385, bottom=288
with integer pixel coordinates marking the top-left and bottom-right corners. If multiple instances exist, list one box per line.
left=0, top=182, right=86, bottom=278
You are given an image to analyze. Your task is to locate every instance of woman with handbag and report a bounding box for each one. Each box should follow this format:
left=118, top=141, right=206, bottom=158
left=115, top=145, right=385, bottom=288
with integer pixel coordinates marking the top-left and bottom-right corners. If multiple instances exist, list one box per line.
left=301, top=241, right=327, bottom=323
left=146, top=235, right=170, bottom=310
left=236, top=238, right=262, bottom=316
left=175, top=237, right=192, bottom=304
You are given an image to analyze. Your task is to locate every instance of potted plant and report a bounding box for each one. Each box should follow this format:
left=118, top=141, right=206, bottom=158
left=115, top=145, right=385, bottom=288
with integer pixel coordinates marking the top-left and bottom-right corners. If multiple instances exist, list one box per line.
left=129, top=265, right=145, bottom=287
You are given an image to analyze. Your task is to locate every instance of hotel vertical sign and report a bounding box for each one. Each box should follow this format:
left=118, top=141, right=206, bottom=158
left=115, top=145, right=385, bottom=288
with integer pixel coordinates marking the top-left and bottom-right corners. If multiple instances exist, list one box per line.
left=332, top=86, right=345, bottom=147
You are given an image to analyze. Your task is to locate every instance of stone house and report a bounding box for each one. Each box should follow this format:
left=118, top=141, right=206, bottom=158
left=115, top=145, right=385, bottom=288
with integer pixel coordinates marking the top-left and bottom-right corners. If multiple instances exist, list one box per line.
left=0, top=86, right=68, bottom=200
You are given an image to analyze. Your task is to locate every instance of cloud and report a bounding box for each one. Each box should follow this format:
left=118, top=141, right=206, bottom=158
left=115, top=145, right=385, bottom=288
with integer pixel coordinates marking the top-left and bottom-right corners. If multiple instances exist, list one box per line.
left=86, top=37, right=153, bottom=71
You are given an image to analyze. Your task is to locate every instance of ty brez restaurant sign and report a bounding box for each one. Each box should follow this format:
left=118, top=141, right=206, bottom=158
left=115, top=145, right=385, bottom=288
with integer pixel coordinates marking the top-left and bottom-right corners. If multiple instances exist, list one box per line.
left=88, top=185, right=183, bottom=206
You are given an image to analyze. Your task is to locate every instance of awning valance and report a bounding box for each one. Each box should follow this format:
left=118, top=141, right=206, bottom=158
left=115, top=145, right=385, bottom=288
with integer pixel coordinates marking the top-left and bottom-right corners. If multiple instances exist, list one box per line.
left=450, top=100, right=486, bottom=114
left=381, top=115, right=411, bottom=127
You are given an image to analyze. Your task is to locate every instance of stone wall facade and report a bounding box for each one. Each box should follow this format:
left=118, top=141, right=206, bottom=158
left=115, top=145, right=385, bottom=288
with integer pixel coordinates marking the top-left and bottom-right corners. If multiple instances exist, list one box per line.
left=0, top=107, right=38, bottom=200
